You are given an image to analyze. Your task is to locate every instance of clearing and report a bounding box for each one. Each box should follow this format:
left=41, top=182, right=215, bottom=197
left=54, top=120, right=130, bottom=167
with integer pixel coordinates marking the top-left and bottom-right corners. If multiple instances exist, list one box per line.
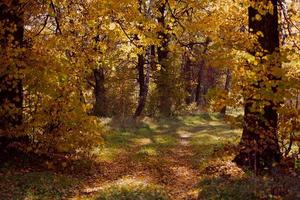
left=1, top=114, right=300, bottom=200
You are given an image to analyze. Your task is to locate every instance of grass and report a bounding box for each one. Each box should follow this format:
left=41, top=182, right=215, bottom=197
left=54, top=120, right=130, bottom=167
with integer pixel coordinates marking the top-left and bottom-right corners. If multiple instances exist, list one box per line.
left=91, top=178, right=170, bottom=200
left=91, top=117, right=180, bottom=163
left=4, top=113, right=299, bottom=199
left=93, top=113, right=240, bottom=163
left=84, top=113, right=243, bottom=199
left=0, top=171, right=80, bottom=200
left=198, top=170, right=300, bottom=200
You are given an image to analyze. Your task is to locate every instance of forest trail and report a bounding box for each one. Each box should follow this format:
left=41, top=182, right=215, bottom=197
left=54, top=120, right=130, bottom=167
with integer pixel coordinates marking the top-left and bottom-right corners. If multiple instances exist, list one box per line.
left=164, top=140, right=200, bottom=199
left=81, top=114, right=241, bottom=199
left=85, top=134, right=200, bottom=199
left=0, top=114, right=242, bottom=200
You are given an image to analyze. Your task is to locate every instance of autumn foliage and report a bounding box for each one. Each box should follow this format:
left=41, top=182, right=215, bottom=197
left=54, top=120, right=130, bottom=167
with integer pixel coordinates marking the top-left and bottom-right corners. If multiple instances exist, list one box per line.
left=0, top=0, right=300, bottom=172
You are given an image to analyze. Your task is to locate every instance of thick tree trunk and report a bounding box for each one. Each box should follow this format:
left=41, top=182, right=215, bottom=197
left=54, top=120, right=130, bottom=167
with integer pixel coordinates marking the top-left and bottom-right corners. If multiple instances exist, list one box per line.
left=233, top=0, right=281, bottom=170
left=0, top=0, right=24, bottom=129
left=196, top=63, right=217, bottom=107
left=157, top=2, right=172, bottom=116
left=195, top=38, right=210, bottom=107
left=93, top=68, right=107, bottom=117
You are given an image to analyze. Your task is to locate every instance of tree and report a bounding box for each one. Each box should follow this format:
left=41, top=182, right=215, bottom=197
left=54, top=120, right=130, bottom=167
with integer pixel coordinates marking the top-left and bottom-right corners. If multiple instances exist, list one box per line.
left=234, top=0, right=282, bottom=170
left=134, top=0, right=153, bottom=118
left=220, top=69, right=232, bottom=115
left=182, top=52, right=194, bottom=105
left=156, top=1, right=173, bottom=116
left=93, top=68, right=107, bottom=117
left=0, top=0, right=24, bottom=129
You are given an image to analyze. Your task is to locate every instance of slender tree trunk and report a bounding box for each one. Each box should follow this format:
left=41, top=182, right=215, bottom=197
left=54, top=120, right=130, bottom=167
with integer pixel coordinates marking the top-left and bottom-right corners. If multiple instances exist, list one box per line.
left=0, top=0, right=24, bottom=129
left=220, top=69, right=232, bottom=115
left=93, top=68, right=107, bottom=117
left=233, top=0, right=281, bottom=170
left=134, top=53, right=151, bottom=118
left=196, top=60, right=205, bottom=106
left=183, top=54, right=193, bottom=105
left=134, top=0, right=153, bottom=118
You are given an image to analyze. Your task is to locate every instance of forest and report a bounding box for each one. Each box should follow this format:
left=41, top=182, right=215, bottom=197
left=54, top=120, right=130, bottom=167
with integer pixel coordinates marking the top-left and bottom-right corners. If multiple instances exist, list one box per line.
left=1, top=0, right=300, bottom=199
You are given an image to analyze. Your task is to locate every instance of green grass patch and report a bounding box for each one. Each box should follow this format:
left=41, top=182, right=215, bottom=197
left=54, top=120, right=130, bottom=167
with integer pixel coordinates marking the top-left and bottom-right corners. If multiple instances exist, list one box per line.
left=93, top=178, right=170, bottom=200
left=0, top=113, right=245, bottom=200
left=0, top=171, right=80, bottom=200
left=199, top=174, right=300, bottom=200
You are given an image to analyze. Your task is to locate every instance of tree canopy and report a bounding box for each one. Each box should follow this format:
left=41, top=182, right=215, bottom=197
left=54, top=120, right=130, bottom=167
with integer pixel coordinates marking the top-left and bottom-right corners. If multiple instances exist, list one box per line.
left=1, top=0, right=300, bottom=198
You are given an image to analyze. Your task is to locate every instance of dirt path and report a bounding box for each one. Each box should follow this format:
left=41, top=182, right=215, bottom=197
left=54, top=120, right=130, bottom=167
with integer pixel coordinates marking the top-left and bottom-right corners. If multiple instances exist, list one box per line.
left=83, top=131, right=200, bottom=199
left=1, top=115, right=245, bottom=199
left=162, top=133, right=199, bottom=199
left=164, top=146, right=200, bottom=199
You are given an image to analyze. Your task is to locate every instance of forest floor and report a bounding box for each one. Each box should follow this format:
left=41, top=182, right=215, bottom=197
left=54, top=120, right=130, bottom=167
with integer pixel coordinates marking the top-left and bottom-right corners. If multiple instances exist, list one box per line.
left=1, top=113, right=300, bottom=200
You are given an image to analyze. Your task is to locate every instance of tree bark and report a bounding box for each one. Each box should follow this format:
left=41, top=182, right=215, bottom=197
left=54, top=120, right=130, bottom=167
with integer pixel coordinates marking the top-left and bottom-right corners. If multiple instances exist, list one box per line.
left=134, top=53, right=150, bottom=118
left=157, top=2, right=172, bottom=116
left=195, top=60, right=205, bottom=106
left=220, top=69, right=232, bottom=115
left=183, top=53, right=194, bottom=105
left=93, top=68, right=107, bottom=117
left=0, top=0, right=24, bottom=129
left=195, top=38, right=210, bottom=107
left=233, top=0, right=281, bottom=170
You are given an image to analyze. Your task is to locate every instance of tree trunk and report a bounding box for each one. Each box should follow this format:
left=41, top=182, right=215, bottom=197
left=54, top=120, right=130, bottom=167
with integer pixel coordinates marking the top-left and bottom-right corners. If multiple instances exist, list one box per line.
left=183, top=54, right=193, bottom=105
left=233, top=0, right=281, bottom=170
left=93, top=68, right=107, bottom=117
left=195, top=39, right=210, bottom=107
left=220, top=69, right=232, bottom=115
left=134, top=0, right=153, bottom=118
left=134, top=53, right=150, bottom=118
left=196, top=60, right=206, bottom=106
left=0, top=0, right=24, bottom=129
left=157, top=2, right=172, bottom=116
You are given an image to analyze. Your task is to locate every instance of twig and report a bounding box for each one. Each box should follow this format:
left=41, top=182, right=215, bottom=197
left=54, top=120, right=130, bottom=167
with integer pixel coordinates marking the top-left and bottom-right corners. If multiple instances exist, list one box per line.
left=279, top=0, right=300, bottom=50
left=35, top=15, right=49, bottom=36
left=166, top=0, right=185, bottom=31
left=50, top=0, right=62, bottom=34
left=115, top=20, right=139, bottom=48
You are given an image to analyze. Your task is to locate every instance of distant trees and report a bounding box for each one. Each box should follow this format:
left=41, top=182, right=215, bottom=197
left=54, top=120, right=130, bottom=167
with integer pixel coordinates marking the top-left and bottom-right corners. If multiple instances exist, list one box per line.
left=0, top=0, right=300, bottom=166
left=0, top=0, right=243, bottom=124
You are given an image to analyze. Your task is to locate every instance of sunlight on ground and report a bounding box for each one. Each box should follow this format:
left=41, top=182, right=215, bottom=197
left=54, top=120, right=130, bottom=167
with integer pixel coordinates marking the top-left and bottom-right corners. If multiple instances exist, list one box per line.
left=0, top=113, right=247, bottom=200
left=132, top=138, right=153, bottom=146
left=80, top=177, right=170, bottom=200
left=153, top=135, right=176, bottom=146
left=91, top=147, right=123, bottom=162
left=176, top=130, right=193, bottom=139
left=8, top=113, right=298, bottom=199
left=136, top=146, right=158, bottom=157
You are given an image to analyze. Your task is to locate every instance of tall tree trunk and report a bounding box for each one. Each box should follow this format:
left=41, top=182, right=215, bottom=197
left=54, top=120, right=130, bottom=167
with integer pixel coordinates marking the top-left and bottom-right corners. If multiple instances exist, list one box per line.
left=93, top=68, right=107, bottom=117
left=195, top=38, right=210, bottom=107
left=196, top=60, right=206, bottom=106
left=183, top=53, right=193, bottom=105
left=134, top=0, right=153, bottom=118
left=233, top=0, right=281, bottom=170
left=134, top=53, right=150, bottom=118
left=157, top=2, right=172, bottom=116
left=0, top=0, right=24, bottom=129
left=220, top=69, right=232, bottom=115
